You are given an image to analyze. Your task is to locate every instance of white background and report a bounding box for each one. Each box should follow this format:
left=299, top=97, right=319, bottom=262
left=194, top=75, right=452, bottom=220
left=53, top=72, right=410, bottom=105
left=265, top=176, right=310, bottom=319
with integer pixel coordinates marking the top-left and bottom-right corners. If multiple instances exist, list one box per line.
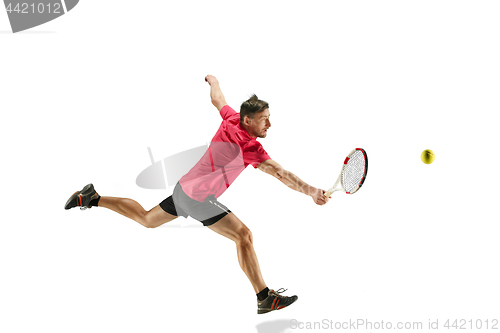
left=1, top=1, right=499, bottom=332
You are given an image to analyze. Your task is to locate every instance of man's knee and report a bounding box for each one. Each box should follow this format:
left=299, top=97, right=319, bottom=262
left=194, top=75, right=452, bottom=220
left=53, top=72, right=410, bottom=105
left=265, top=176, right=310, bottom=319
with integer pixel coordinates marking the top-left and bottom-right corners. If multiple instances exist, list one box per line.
left=236, top=226, right=253, bottom=247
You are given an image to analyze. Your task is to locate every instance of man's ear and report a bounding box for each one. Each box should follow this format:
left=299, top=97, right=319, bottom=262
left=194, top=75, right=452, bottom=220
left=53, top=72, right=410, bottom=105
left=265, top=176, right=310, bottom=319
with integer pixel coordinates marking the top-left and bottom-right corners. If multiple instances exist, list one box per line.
left=244, top=115, right=252, bottom=126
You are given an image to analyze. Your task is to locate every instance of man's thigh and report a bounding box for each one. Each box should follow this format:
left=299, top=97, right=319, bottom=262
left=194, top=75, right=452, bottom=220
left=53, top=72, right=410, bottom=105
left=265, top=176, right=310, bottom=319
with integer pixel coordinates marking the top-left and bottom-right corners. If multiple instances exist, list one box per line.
left=207, top=212, right=249, bottom=242
left=146, top=205, right=178, bottom=228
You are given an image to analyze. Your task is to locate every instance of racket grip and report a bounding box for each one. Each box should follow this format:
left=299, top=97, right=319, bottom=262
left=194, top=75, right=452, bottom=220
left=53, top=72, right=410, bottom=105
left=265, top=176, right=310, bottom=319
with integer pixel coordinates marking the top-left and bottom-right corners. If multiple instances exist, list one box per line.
left=324, top=188, right=334, bottom=197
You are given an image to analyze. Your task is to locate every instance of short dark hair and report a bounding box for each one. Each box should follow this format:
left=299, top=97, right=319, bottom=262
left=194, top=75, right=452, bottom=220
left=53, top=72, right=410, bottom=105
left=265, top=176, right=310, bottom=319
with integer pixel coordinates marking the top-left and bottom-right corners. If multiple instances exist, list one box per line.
left=240, top=94, right=269, bottom=124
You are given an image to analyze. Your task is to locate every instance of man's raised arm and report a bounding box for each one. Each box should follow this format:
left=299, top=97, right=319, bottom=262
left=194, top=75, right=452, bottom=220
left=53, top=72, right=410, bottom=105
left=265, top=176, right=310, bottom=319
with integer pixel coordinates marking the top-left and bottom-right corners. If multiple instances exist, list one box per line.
left=257, top=159, right=329, bottom=206
left=205, top=75, right=228, bottom=111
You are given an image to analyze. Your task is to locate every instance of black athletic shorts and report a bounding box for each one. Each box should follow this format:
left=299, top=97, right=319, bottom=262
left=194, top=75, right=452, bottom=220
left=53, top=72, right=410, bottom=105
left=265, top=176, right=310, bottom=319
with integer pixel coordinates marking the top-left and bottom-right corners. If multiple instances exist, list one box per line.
left=159, top=182, right=231, bottom=226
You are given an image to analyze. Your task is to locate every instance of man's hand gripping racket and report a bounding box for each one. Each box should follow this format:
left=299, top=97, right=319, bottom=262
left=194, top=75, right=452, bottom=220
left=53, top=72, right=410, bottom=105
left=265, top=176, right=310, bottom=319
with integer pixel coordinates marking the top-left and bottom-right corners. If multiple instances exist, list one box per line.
left=324, top=148, right=368, bottom=198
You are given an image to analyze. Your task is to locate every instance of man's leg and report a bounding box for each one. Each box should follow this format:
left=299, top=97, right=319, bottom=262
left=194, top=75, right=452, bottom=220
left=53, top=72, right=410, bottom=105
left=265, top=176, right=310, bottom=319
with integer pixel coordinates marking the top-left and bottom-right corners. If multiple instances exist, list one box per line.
left=99, top=197, right=178, bottom=228
left=207, top=212, right=267, bottom=293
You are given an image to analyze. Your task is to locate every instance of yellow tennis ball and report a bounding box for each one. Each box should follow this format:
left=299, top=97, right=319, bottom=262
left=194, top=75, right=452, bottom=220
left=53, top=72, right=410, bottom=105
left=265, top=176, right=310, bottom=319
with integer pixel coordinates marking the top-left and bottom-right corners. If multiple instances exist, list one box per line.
left=421, top=149, right=435, bottom=164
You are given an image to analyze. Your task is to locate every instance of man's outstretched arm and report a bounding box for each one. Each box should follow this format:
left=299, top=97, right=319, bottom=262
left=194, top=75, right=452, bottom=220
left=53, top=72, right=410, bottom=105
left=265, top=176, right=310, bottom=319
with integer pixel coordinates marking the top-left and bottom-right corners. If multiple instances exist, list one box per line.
left=257, top=159, right=329, bottom=205
left=205, top=75, right=228, bottom=111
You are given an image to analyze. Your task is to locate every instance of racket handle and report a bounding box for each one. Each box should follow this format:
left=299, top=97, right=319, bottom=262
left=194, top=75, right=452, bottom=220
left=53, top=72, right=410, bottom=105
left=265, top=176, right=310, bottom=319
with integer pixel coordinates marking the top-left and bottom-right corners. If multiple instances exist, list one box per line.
left=324, top=188, right=334, bottom=197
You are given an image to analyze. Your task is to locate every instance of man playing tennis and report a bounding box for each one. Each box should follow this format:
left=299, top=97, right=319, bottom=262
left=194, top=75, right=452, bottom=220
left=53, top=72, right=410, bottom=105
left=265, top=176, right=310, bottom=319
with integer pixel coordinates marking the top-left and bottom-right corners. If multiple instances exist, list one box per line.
left=64, top=75, right=330, bottom=314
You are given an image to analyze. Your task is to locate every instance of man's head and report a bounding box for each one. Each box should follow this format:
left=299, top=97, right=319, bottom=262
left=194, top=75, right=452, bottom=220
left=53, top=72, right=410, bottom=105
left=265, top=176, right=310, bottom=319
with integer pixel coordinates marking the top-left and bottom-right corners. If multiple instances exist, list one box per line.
left=240, top=94, right=271, bottom=138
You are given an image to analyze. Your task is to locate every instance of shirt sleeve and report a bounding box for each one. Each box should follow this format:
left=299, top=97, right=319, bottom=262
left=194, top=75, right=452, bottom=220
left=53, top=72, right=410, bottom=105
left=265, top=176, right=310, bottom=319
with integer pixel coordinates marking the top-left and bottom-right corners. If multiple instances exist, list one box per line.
left=220, top=105, right=237, bottom=120
left=244, top=142, right=271, bottom=168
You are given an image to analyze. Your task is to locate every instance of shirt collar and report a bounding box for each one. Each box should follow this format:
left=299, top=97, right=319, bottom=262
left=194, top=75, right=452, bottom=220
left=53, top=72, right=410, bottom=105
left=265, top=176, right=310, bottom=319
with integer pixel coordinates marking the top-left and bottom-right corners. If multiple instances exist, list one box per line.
left=238, top=122, right=257, bottom=140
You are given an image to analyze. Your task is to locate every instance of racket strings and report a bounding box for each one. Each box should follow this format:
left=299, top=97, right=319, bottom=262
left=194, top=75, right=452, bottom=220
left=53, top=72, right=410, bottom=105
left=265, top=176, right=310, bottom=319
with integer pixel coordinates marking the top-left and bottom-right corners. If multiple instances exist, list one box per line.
left=342, top=151, right=366, bottom=192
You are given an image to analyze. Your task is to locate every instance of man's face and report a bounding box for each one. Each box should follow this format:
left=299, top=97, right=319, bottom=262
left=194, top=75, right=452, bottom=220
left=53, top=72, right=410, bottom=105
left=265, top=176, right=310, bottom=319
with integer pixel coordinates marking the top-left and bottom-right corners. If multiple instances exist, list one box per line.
left=245, top=109, right=271, bottom=138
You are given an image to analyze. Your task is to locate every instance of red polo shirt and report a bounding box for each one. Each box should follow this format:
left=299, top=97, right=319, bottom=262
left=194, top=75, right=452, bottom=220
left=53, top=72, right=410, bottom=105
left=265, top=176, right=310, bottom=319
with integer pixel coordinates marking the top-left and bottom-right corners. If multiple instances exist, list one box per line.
left=179, top=105, right=271, bottom=201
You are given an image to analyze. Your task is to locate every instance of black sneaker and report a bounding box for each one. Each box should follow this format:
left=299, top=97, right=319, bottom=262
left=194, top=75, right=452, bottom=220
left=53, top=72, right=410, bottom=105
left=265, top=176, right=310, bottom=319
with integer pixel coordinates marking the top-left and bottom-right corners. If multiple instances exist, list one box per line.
left=257, top=288, right=298, bottom=314
left=64, top=183, right=99, bottom=210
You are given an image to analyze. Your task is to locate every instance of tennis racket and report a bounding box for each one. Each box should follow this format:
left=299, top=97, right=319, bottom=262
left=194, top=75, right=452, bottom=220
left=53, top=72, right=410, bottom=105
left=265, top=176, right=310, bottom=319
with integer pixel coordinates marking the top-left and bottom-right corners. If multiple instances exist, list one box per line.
left=324, top=148, right=368, bottom=197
